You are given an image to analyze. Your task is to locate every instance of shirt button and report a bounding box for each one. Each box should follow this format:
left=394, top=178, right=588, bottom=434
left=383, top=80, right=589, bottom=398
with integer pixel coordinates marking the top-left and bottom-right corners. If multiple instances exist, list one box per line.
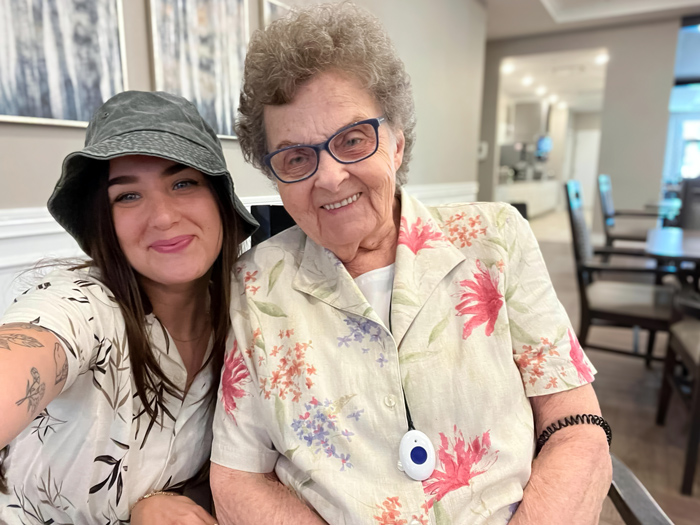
left=384, top=395, right=396, bottom=408
left=409, top=520, right=421, bottom=525
left=169, top=454, right=178, bottom=465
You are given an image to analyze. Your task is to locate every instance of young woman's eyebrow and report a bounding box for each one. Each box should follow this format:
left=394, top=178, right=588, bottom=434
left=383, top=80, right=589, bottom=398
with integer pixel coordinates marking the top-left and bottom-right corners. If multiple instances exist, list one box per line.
left=107, top=164, right=190, bottom=187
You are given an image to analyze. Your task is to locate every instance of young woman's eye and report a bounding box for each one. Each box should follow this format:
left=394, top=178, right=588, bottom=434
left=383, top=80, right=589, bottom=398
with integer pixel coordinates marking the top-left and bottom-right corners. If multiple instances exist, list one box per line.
left=114, top=192, right=139, bottom=203
left=174, top=179, right=199, bottom=190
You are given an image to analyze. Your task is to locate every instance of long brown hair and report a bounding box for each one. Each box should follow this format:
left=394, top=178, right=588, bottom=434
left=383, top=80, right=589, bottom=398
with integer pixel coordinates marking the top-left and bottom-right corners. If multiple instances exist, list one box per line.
left=0, top=161, right=239, bottom=494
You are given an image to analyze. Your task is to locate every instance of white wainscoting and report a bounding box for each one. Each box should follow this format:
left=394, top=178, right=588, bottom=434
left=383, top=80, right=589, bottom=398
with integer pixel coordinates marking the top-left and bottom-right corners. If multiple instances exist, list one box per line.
left=0, top=181, right=478, bottom=313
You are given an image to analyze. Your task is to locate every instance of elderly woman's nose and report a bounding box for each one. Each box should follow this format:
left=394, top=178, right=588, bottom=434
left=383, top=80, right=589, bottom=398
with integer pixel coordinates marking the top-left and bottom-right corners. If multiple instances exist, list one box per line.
left=149, top=193, right=181, bottom=229
left=313, top=151, right=349, bottom=191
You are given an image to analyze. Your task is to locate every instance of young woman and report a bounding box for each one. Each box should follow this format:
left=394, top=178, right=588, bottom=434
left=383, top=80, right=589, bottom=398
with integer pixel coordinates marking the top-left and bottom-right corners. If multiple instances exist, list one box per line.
left=0, top=91, right=257, bottom=524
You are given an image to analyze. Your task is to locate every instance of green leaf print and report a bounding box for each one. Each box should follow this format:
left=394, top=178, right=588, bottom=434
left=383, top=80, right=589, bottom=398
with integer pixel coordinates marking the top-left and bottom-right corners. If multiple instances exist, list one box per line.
left=508, top=319, right=540, bottom=346
left=283, top=446, right=299, bottom=460
left=268, top=258, right=285, bottom=293
left=362, top=306, right=374, bottom=318
left=484, top=237, right=508, bottom=251
left=332, top=394, right=357, bottom=414
left=428, top=315, right=450, bottom=346
left=392, top=290, right=420, bottom=307
left=255, top=337, right=266, bottom=353
left=433, top=500, right=452, bottom=525
left=253, top=300, right=287, bottom=318
left=495, top=206, right=509, bottom=229
left=399, top=350, right=440, bottom=365
left=507, top=301, right=530, bottom=314
left=504, top=286, right=516, bottom=302
left=275, top=395, right=287, bottom=434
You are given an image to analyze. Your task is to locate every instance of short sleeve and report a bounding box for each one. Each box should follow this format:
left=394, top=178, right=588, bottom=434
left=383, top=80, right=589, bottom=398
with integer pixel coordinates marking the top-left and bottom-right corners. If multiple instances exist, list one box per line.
left=501, top=205, right=596, bottom=396
left=211, top=285, right=279, bottom=473
left=1, top=268, right=117, bottom=393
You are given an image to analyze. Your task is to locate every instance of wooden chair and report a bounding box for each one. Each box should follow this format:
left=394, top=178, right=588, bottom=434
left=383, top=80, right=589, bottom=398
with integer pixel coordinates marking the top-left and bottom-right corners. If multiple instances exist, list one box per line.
left=656, top=290, right=700, bottom=495
left=566, top=180, right=677, bottom=366
left=608, top=454, right=673, bottom=524
left=598, top=174, right=660, bottom=247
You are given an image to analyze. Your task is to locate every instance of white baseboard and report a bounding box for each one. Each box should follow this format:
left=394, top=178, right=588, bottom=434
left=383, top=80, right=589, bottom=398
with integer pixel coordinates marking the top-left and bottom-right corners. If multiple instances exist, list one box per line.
left=0, top=181, right=479, bottom=314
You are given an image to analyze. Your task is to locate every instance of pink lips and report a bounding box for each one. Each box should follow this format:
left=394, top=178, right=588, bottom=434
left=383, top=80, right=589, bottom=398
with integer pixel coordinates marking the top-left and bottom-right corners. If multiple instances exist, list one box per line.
left=150, top=235, right=194, bottom=253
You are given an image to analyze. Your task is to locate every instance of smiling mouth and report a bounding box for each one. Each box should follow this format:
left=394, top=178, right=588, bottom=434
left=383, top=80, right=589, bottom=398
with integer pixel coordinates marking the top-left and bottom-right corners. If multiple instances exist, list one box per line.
left=321, top=192, right=361, bottom=211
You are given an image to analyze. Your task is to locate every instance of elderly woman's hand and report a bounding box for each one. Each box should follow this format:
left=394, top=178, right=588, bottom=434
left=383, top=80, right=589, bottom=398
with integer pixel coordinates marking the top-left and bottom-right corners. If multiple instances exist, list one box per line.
left=130, top=494, right=217, bottom=525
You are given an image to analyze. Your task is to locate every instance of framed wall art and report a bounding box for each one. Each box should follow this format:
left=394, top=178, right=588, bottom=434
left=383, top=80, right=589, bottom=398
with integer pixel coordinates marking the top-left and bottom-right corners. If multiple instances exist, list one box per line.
left=149, top=0, right=249, bottom=138
left=261, top=0, right=290, bottom=27
left=0, top=0, right=128, bottom=127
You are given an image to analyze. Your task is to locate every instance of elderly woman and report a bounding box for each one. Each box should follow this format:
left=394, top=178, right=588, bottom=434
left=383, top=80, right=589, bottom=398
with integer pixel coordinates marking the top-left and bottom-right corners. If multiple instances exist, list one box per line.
left=211, top=4, right=612, bottom=524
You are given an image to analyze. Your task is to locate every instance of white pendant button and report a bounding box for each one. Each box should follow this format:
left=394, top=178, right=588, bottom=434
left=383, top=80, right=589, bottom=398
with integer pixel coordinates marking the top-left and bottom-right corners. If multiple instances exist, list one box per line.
left=384, top=395, right=397, bottom=408
left=399, top=429, right=436, bottom=481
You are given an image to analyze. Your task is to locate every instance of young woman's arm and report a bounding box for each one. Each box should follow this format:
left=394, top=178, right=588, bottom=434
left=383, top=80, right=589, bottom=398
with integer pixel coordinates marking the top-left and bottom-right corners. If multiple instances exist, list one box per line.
left=0, top=323, right=68, bottom=448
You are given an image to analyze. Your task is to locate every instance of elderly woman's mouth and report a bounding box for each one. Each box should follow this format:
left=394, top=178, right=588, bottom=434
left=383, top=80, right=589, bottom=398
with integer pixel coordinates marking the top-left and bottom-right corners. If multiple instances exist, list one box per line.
left=321, top=192, right=362, bottom=211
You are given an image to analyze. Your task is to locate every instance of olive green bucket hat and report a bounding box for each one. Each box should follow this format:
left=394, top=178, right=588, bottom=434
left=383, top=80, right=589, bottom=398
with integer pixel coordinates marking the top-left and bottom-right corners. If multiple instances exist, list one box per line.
left=49, top=90, right=258, bottom=254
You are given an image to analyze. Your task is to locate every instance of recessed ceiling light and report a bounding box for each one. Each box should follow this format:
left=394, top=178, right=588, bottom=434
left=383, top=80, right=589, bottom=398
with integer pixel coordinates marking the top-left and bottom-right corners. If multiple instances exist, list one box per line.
left=548, top=94, right=559, bottom=103
left=536, top=86, right=548, bottom=96
left=557, top=101, right=568, bottom=109
left=521, top=75, right=534, bottom=87
left=501, top=62, right=515, bottom=75
left=595, top=53, right=610, bottom=65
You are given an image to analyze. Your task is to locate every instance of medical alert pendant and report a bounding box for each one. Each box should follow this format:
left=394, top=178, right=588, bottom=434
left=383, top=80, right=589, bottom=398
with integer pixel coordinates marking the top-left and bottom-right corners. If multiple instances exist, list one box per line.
left=397, top=429, right=436, bottom=481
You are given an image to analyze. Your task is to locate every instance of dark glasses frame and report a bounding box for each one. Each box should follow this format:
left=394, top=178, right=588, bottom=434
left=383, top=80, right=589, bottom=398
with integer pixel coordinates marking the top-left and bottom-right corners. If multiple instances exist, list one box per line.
left=263, top=116, right=386, bottom=184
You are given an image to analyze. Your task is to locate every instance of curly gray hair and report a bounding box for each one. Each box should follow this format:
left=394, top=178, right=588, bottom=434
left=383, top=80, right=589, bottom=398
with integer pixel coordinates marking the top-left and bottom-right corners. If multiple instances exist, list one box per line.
left=236, top=2, right=416, bottom=185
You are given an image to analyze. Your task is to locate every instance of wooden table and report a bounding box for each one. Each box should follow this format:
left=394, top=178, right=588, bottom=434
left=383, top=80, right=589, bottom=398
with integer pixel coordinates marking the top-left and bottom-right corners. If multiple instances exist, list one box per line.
left=646, top=227, right=700, bottom=263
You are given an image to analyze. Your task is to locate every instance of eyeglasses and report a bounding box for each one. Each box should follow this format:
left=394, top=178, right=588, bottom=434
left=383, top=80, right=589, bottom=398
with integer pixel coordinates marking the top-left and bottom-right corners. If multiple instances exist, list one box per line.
left=263, top=117, right=386, bottom=183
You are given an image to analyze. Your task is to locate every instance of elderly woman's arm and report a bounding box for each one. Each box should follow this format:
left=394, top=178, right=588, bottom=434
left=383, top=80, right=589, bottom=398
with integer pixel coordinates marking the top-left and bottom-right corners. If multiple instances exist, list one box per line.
left=510, top=384, right=612, bottom=525
left=210, top=463, right=326, bottom=525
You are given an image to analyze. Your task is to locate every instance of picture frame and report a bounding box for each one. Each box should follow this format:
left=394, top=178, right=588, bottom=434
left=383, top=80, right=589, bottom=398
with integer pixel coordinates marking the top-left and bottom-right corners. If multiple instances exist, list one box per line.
left=0, top=0, right=128, bottom=128
left=149, top=0, right=250, bottom=139
left=261, top=0, right=291, bottom=27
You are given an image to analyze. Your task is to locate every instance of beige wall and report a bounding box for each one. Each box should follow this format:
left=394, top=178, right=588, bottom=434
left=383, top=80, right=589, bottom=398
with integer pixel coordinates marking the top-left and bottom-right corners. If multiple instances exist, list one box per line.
left=479, top=19, right=679, bottom=226
left=0, top=0, right=486, bottom=210
left=573, top=112, right=602, bottom=132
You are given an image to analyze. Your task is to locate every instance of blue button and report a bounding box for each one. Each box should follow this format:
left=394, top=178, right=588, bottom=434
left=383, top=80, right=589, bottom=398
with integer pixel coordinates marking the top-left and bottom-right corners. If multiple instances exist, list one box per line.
left=410, top=446, right=427, bottom=465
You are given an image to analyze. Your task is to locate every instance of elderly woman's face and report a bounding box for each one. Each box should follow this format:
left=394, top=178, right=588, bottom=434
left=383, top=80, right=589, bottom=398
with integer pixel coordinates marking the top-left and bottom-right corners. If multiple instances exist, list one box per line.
left=263, top=71, right=405, bottom=262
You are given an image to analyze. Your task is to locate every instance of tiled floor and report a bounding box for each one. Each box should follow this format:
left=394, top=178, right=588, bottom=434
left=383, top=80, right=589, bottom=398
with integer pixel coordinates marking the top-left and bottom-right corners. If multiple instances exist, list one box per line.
left=531, top=211, right=700, bottom=524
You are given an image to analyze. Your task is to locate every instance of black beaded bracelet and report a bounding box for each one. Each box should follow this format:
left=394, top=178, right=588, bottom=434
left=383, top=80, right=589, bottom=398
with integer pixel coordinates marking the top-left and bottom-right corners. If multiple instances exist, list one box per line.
left=536, top=414, right=612, bottom=454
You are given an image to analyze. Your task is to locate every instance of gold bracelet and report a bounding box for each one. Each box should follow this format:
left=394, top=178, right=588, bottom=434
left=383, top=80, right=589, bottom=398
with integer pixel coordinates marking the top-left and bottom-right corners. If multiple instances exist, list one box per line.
left=131, top=491, right=179, bottom=512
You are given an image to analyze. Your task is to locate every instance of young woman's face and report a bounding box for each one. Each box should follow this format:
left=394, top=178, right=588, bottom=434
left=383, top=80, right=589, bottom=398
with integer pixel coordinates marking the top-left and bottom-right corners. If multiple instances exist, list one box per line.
left=107, top=155, right=223, bottom=288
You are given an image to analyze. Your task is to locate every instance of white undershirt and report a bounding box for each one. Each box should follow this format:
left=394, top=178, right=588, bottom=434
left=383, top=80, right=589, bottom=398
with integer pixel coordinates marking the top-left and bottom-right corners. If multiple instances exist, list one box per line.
left=353, top=264, right=395, bottom=329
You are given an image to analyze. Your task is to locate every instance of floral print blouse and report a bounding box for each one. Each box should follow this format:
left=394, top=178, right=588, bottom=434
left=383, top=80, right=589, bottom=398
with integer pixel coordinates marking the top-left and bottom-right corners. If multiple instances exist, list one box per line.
left=1, top=268, right=216, bottom=524
left=212, top=191, right=596, bottom=525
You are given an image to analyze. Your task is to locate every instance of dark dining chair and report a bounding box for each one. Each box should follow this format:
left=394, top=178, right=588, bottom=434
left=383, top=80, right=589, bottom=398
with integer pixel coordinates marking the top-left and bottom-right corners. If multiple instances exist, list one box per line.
left=656, top=290, right=700, bottom=495
left=566, top=180, right=677, bottom=366
left=598, top=174, right=660, bottom=247
left=608, top=454, right=674, bottom=525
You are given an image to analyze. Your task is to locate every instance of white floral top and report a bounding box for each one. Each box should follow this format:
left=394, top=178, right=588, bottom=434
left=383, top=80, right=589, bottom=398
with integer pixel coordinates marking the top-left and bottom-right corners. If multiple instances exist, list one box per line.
left=1, top=268, right=216, bottom=524
left=212, top=191, right=596, bottom=525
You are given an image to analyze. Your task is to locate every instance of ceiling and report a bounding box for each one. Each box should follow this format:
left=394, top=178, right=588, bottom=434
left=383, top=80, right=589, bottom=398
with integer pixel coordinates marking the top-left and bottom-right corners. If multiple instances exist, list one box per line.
left=487, top=0, right=700, bottom=40
left=499, top=49, right=608, bottom=112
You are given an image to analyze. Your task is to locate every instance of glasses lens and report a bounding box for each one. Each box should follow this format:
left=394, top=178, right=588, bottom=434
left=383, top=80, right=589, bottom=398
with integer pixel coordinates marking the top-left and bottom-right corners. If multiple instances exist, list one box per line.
left=271, top=146, right=317, bottom=181
left=329, top=123, right=377, bottom=162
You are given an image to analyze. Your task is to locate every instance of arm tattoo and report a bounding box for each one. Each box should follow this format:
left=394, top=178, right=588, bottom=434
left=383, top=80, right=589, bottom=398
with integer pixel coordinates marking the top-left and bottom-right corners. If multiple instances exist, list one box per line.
left=0, top=323, right=48, bottom=350
left=0, top=333, right=44, bottom=350
left=54, top=343, right=68, bottom=385
left=16, top=367, right=46, bottom=415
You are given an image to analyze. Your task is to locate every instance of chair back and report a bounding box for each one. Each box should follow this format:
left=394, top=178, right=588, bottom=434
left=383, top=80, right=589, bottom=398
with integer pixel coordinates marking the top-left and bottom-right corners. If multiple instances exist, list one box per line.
left=598, top=174, right=616, bottom=229
left=679, top=177, right=700, bottom=230
left=565, top=180, right=594, bottom=265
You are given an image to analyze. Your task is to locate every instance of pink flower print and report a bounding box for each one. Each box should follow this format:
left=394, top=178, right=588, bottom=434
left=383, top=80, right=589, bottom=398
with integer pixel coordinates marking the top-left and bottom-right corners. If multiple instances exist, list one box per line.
left=444, top=212, right=487, bottom=248
left=423, top=427, right=498, bottom=509
left=374, top=496, right=407, bottom=525
left=221, top=341, right=251, bottom=423
left=244, top=270, right=257, bottom=283
left=455, top=260, right=503, bottom=339
left=399, top=217, right=443, bottom=254
left=568, top=329, right=593, bottom=383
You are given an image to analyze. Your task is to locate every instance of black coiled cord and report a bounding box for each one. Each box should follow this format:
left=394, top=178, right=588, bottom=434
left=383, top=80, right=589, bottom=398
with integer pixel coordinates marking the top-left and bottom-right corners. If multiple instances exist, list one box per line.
left=536, top=414, right=612, bottom=454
